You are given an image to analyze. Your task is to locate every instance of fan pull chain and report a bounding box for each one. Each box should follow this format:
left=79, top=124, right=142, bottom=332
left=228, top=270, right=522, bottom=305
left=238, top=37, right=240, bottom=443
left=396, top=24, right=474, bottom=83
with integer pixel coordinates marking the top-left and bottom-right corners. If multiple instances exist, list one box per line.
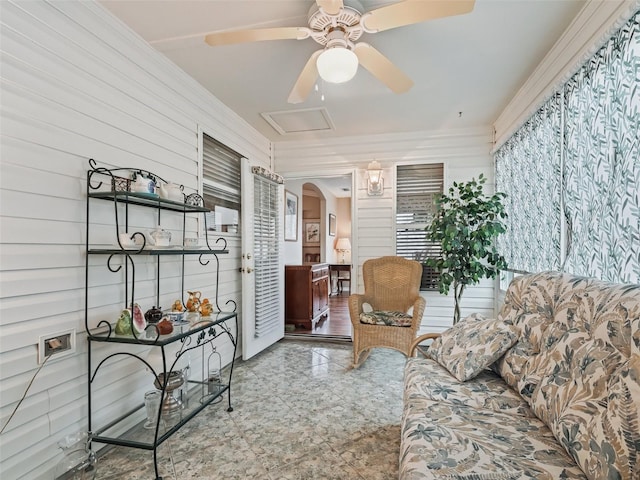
left=315, top=82, right=326, bottom=102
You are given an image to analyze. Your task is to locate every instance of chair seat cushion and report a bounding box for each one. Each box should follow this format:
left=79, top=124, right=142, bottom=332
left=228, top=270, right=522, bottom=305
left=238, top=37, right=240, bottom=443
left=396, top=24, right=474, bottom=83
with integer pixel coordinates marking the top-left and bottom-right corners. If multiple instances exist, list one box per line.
left=360, top=310, right=413, bottom=327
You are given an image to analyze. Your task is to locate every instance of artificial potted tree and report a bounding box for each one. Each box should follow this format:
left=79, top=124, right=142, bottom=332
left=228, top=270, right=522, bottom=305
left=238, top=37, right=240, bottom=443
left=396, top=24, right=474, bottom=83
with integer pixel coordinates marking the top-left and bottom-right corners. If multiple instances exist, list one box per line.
left=426, top=174, right=508, bottom=324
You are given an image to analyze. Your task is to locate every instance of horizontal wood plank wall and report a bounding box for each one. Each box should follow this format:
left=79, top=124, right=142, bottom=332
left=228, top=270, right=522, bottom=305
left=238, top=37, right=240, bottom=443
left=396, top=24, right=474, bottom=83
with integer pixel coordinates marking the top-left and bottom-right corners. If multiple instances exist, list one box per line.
left=274, top=127, right=495, bottom=333
left=0, top=1, right=269, bottom=478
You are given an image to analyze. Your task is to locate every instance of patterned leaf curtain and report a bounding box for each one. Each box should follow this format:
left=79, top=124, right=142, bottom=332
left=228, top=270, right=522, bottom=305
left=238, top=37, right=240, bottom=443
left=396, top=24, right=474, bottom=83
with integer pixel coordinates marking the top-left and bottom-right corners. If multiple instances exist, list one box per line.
left=563, top=12, right=640, bottom=283
left=495, top=94, right=562, bottom=273
left=495, top=10, right=639, bottom=284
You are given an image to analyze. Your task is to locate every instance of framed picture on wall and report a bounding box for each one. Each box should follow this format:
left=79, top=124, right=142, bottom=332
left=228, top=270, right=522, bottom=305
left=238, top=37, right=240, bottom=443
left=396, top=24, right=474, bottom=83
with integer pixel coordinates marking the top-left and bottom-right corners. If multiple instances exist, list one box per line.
left=329, top=213, right=336, bottom=236
left=284, top=190, right=298, bottom=241
left=305, top=222, right=320, bottom=243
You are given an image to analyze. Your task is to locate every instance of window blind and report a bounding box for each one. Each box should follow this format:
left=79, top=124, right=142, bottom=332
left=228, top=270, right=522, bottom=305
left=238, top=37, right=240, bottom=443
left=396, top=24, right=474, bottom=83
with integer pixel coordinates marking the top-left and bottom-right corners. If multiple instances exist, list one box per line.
left=396, top=164, right=444, bottom=290
left=253, top=175, right=282, bottom=337
left=202, top=134, right=241, bottom=211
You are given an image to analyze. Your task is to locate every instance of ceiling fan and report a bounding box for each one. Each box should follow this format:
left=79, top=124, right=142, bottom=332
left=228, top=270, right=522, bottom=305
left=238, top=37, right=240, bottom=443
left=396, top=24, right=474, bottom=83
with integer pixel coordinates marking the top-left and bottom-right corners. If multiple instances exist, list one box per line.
left=204, top=0, right=475, bottom=104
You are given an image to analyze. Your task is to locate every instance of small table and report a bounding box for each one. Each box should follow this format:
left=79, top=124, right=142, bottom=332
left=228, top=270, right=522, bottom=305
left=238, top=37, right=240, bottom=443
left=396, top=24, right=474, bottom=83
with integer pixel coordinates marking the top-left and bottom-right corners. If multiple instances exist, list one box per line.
left=329, top=264, right=351, bottom=295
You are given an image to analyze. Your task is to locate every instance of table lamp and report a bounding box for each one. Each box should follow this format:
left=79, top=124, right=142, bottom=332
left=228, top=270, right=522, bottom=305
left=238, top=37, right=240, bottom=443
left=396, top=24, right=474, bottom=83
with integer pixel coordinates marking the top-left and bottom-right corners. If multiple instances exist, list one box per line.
left=335, top=237, right=351, bottom=264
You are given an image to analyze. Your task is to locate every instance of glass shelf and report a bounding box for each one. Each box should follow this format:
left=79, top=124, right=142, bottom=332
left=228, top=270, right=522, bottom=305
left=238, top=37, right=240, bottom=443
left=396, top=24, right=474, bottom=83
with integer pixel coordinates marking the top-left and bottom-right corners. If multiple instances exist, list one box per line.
left=92, top=381, right=230, bottom=450
left=88, top=191, right=209, bottom=213
left=88, top=312, right=236, bottom=345
left=88, top=247, right=228, bottom=255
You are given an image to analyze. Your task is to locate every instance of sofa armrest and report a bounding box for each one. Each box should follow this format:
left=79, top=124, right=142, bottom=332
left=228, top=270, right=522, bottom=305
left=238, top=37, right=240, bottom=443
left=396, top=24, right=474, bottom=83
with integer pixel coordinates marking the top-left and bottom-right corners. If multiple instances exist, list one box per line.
left=409, top=333, right=441, bottom=357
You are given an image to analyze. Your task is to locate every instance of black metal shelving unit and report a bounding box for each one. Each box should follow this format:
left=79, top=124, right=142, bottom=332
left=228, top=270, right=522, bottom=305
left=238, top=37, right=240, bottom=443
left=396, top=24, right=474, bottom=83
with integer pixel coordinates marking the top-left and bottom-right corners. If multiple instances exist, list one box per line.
left=84, top=159, right=237, bottom=480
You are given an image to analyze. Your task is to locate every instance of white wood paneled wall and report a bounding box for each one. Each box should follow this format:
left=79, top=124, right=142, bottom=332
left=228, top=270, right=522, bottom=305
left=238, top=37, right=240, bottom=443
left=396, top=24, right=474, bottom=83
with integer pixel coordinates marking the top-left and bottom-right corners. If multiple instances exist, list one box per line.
left=0, top=1, right=270, bottom=478
left=275, top=127, right=496, bottom=333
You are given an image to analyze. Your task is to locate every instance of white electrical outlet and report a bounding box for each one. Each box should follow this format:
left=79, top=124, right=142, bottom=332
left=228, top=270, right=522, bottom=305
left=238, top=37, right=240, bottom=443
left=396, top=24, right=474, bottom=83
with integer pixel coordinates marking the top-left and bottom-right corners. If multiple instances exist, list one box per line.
left=38, top=329, right=76, bottom=364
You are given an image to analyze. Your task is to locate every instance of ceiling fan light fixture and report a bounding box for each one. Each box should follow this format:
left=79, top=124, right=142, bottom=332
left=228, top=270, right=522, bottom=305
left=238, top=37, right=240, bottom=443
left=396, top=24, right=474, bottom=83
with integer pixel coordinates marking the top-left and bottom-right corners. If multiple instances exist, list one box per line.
left=316, top=47, right=358, bottom=84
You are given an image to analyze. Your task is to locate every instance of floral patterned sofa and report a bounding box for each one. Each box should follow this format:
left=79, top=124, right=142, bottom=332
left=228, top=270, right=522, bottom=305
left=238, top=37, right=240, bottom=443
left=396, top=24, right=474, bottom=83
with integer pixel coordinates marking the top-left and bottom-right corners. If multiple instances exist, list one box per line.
left=400, top=271, right=640, bottom=480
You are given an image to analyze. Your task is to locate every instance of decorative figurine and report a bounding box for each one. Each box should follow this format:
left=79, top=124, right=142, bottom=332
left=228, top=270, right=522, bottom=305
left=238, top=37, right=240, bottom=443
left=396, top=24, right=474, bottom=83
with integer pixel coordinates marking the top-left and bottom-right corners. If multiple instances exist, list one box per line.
left=149, top=225, right=171, bottom=247
left=158, top=182, right=184, bottom=202
left=131, top=304, right=146, bottom=333
left=171, top=300, right=184, bottom=312
left=186, top=291, right=201, bottom=313
left=114, top=309, right=132, bottom=335
left=144, top=306, right=163, bottom=324
left=156, top=318, right=173, bottom=335
left=131, top=171, right=156, bottom=194
left=114, top=304, right=146, bottom=336
left=199, top=298, right=213, bottom=317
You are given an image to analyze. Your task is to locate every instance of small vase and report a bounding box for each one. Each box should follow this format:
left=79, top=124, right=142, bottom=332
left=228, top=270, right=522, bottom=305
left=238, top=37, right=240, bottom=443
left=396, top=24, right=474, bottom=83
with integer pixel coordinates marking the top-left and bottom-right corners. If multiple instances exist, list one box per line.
left=54, top=431, right=97, bottom=480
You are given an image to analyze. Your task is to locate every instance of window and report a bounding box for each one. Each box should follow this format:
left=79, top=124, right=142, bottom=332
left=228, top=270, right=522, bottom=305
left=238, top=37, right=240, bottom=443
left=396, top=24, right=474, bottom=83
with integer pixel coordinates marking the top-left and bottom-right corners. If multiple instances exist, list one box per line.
left=396, top=163, right=444, bottom=290
left=202, top=134, right=241, bottom=232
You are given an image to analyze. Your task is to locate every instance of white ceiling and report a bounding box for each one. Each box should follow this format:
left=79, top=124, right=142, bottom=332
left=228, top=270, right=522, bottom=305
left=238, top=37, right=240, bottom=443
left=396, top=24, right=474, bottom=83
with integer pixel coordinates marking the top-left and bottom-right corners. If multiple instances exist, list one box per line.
left=100, top=0, right=586, bottom=143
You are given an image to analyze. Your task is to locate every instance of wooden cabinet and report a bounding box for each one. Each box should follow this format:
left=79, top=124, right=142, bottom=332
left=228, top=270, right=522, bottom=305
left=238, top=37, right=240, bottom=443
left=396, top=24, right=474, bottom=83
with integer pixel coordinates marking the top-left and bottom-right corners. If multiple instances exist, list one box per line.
left=285, top=263, right=330, bottom=329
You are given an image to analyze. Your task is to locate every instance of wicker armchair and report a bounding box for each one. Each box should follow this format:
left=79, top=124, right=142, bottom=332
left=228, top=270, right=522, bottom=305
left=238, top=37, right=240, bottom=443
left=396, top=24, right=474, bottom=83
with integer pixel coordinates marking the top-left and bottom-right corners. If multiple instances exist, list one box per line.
left=349, top=256, right=426, bottom=368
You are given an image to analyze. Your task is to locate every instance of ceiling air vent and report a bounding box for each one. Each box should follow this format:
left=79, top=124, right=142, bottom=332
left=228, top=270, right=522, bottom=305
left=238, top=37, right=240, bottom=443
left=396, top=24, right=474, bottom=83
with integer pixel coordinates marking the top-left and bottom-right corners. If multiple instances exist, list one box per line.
left=261, top=107, right=335, bottom=135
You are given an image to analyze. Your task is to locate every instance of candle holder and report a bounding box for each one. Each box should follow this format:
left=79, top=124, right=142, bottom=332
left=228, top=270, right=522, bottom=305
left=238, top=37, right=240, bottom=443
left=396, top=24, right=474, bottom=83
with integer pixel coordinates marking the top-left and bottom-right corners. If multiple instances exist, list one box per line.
left=200, top=345, right=223, bottom=404
left=154, top=370, right=185, bottom=418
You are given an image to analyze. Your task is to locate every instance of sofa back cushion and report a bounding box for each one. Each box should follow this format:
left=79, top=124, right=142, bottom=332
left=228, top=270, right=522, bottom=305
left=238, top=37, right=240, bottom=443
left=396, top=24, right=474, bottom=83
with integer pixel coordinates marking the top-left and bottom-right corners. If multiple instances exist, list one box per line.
left=496, top=271, right=640, bottom=480
left=496, top=272, right=638, bottom=393
left=494, top=272, right=583, bottom=397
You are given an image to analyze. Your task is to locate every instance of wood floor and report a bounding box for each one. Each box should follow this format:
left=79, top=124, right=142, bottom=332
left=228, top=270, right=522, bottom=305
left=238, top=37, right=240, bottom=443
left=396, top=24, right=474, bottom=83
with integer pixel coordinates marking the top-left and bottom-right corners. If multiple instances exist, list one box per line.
left=286, top=291, right=352, bottom=338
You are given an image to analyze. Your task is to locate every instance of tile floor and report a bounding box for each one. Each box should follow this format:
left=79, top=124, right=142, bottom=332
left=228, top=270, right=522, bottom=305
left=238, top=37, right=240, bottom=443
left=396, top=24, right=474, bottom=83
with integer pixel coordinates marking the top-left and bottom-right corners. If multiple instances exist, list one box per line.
left=94, top=339, right=407, bottom=480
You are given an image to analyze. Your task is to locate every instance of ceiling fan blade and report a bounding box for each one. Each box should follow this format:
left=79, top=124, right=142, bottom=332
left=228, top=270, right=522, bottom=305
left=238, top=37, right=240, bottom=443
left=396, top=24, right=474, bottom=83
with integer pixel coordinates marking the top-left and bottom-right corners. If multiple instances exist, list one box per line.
left=316, top=0, right=344, bottom=15
left=362, top=0, right=475, bottom=33
left=288, top=50, right=323, bottom=104
left=354, top=43, right=413, bottom=94
left=205, top=27, right=308, bottom=46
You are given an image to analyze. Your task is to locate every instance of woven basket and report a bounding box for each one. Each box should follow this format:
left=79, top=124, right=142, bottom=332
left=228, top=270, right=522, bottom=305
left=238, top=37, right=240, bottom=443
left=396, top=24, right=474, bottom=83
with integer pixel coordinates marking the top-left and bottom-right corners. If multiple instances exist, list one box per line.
left=111, top=175, right=131, bottom=192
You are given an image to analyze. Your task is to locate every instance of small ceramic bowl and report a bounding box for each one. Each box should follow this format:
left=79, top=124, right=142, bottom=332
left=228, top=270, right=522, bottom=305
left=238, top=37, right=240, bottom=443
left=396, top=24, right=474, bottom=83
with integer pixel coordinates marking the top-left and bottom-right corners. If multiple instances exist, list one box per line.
left=164, top=310, right=187, bottom=325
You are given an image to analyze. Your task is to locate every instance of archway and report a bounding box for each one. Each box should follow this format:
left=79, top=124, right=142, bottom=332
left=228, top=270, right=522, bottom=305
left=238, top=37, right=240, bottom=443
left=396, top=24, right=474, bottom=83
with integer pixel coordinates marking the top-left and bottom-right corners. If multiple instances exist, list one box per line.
left=302, top=182, right=326, bottom=263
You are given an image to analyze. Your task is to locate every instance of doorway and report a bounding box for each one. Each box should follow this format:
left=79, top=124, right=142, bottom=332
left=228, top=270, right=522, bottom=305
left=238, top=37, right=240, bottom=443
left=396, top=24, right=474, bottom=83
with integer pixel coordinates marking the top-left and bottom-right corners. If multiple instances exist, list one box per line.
left=285, top=173, right=354, bottom=340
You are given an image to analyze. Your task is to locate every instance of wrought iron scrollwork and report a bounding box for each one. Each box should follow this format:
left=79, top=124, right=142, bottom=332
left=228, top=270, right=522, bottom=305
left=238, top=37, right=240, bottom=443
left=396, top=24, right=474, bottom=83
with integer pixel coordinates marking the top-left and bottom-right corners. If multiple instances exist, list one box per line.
left=106, top=254, right=122, bottom=273
left=185, top=193, right=204, bottom=207
left=88, top=159, right=170, bottom=190
left=95, top=320, right=113, bottom=339
left=86, top=159, right=238, bottom=480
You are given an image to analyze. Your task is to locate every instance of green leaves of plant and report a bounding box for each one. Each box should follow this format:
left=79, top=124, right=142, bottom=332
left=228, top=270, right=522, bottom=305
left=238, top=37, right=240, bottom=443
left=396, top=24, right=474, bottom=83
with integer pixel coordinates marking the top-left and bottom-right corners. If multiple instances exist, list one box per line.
left=426, top=174, right=508, bottom=323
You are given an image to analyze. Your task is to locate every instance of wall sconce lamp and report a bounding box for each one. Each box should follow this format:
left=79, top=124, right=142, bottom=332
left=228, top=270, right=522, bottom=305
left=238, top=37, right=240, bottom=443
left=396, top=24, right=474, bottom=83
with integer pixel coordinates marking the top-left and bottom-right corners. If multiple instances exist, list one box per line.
left=367, top=160, right=384, bottom=196
left=335, top=237, right=351, bottom=264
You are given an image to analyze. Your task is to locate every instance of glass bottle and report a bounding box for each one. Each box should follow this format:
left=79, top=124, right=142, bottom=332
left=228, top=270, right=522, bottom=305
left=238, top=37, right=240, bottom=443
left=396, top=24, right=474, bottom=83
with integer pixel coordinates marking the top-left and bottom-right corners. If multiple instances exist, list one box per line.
left=143, top=390, right=162, bottom=429
left=54, top=431, right=97, bottom=480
